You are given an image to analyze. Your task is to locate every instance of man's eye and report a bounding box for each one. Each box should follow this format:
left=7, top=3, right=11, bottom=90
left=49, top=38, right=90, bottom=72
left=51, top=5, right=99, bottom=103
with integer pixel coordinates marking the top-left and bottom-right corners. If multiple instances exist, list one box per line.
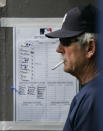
left=59, top=38, right=79, bottom=46
left=60, top=41, right=73, bottom=46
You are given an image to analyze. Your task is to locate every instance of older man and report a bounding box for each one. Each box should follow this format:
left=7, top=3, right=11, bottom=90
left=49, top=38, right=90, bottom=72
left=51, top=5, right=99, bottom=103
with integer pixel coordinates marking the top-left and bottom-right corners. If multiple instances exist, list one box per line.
left=46, top=4, right=98, bottom=131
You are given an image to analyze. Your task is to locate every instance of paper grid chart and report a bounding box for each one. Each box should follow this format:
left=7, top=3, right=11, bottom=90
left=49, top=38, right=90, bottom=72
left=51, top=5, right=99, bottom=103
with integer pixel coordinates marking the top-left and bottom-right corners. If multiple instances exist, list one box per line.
left=13, top=27, right=78, bottom=122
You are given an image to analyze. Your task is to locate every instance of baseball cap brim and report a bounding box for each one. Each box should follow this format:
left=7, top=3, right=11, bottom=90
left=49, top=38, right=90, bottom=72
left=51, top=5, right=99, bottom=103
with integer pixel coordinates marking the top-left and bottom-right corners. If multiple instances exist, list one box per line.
left=45, top=29, right=84, bottom=38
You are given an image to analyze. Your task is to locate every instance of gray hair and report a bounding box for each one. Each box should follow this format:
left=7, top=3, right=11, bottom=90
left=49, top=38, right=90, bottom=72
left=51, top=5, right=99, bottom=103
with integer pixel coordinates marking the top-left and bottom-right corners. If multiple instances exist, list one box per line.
left=77, top=33, right=97, bottom=48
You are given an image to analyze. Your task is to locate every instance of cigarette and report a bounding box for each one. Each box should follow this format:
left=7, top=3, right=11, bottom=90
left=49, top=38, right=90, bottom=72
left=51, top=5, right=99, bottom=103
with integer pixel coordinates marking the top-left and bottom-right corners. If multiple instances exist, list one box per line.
left=51, top=60, right=64, bottom=70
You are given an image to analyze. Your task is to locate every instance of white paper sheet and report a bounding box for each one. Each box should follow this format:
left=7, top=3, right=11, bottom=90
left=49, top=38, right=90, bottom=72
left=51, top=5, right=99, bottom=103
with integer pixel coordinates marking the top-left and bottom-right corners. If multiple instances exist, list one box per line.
left=13, top=27, right=78, bottom=122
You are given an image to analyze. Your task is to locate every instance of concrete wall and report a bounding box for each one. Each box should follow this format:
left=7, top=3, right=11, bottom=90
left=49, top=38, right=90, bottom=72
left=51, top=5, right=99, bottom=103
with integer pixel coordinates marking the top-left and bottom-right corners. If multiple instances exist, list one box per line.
left=0, top=27, right=13, bottom=121
left=2, top=0, right=97, bottom=17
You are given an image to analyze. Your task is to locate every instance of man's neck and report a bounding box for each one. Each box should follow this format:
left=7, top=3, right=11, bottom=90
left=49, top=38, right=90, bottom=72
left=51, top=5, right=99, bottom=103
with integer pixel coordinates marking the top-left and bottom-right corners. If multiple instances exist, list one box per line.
left=76, top=62, right=98, bottom=85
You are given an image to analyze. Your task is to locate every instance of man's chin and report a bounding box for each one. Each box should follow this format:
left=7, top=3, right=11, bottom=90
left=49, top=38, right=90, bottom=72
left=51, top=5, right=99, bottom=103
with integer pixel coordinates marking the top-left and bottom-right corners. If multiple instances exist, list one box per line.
left=64, top=67, right=74, bottom=75
left=64, top=67, right=71, bottom=73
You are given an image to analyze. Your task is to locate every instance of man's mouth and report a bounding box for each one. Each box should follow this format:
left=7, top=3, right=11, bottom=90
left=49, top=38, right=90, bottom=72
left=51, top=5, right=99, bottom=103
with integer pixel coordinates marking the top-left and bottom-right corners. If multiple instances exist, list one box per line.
left=61, top=55, right=66, bottom=62
left=51, top=55, right=66, bottom=70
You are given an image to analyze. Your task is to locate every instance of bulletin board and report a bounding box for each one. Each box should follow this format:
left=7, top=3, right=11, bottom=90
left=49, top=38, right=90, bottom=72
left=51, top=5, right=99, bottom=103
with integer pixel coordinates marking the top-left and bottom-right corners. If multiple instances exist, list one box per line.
left=12, top=19, right=79, bottom=130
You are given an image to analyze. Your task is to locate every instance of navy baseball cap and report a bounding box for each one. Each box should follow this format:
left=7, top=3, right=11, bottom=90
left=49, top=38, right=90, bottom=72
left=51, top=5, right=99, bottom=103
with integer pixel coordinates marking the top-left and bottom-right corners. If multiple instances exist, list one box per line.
left=45, top=4, right=98, bottom=38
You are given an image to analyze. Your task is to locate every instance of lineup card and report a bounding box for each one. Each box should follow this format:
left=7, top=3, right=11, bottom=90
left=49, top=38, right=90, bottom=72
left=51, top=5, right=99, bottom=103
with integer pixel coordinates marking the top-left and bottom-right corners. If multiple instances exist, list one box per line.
left=13, top=27, right=78, bottom=122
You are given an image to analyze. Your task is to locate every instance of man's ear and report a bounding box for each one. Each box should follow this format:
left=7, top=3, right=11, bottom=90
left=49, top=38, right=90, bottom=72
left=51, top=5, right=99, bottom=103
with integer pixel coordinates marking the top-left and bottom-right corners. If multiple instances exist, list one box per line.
left=86, top=39, right=96, bottom=59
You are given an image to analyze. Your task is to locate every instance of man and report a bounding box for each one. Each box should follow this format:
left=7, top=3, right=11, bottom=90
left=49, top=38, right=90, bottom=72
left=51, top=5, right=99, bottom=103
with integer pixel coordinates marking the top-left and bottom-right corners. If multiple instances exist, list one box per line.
left=45, top=4, right=98, bottom=131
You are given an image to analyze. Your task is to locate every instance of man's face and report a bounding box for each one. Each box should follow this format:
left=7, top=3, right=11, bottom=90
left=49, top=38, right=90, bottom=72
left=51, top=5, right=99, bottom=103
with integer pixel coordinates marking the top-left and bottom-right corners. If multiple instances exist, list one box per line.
left=56, top=40, right=87, bottom=75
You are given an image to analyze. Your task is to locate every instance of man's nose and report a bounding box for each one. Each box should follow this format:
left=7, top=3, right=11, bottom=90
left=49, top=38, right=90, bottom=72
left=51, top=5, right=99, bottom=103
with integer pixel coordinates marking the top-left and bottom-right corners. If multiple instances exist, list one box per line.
left=56, top=44, right=64, bottom=53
